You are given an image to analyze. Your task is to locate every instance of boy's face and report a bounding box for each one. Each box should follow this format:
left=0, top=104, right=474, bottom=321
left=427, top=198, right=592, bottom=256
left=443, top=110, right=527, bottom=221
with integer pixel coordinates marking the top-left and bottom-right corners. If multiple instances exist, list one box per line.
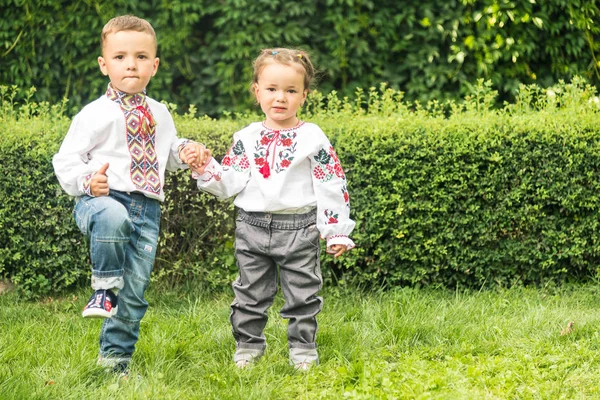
left=98, top=30, right=159, bottom=94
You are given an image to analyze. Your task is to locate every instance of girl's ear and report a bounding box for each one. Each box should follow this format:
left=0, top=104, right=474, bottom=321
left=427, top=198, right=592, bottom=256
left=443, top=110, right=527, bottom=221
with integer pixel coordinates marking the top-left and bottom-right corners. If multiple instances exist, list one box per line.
left=253, top=82, right=260, bottom=101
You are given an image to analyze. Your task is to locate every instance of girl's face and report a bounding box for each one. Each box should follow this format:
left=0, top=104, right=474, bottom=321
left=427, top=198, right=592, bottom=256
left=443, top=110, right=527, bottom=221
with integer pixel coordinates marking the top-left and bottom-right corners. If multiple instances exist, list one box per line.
left=254, top=62, right=308, bottom=130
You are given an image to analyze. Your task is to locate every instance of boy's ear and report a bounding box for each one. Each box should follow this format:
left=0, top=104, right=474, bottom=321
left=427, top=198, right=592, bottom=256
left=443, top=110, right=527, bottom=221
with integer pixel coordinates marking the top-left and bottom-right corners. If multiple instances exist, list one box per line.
left=98, top=57, right=108, bottom=76
left=152, top=57, right=160, bottom=76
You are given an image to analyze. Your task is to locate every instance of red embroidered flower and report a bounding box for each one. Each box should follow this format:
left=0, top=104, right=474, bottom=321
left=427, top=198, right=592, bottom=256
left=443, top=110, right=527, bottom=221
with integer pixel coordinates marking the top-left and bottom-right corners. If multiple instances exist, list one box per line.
left=329, top=146, right=339, bottom=163
left=281, top=159, right=291, bottom=168
left=326, top=164, right=335, bottom=174
left=240, top=155, right=250, bottom=169
left=328, top=217, right=338, bottom=224
left=222, top=156, right=232, bottom=166
left=282, top=138, right=293, bottom=147
left=260, top=136, right=271, bottom=145
left=334, top=163, right=345, bottom=178
left=255, top=157, right=265, bottom=166
left=343, top=192, right=349, bottom=202
left=313, top=166, right=325, bottom=180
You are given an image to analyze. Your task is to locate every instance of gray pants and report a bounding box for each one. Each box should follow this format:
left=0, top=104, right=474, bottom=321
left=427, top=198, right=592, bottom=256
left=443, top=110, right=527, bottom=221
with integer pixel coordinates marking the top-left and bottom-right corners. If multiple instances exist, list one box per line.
left=231, top=209, right=322, bottom=365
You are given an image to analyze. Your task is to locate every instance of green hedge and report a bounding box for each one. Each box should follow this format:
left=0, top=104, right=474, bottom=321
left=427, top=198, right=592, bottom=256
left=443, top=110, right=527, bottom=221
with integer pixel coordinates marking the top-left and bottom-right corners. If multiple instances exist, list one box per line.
left=2, top=79, right=600, bottom=296
left=1, top=0, right=599, bottom=116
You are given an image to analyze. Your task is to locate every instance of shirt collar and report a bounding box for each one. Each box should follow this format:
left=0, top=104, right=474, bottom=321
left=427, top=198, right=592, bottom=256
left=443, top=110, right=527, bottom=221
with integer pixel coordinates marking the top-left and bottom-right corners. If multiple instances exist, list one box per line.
left=105, top=83, right=147, bottom=110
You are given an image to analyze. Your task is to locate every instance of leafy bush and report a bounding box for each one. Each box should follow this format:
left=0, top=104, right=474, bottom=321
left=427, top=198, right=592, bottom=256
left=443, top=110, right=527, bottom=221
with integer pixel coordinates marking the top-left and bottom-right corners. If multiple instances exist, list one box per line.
left=2, top=78, right=600, bottom=297
left=1, top=0, right=598, bottom=116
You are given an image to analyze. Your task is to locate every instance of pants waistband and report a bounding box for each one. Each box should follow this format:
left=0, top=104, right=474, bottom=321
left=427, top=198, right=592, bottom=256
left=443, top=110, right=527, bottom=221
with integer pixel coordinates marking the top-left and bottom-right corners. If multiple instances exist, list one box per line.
left=238, top=209, right=317, bottom=230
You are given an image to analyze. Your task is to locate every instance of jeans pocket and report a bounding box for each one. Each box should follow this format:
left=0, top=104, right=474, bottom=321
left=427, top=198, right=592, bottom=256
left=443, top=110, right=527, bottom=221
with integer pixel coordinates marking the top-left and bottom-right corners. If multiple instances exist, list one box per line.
left=300, top=224, right=320, bottom=250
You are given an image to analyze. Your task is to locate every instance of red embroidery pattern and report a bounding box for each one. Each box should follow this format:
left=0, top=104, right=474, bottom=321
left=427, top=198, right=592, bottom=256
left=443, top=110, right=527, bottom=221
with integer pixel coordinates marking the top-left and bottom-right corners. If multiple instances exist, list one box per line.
left=106, top=85, right=161, bottom=195
left=254, top=124, right=301, bottom=178
left=223, top=139, right=250, bottom=172
left=341, top=184, right=350, bottom=207
left=312, top=146, right=345, bottom=183
left=324, top=209, right=339, bottom=224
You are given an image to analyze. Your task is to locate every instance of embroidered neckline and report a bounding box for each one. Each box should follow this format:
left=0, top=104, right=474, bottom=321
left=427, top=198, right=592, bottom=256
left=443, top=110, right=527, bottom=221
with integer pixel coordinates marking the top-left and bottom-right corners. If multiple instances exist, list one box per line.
left=105, top=84, right=148, bottom=110
left=261, top=120, right=305, bottom=132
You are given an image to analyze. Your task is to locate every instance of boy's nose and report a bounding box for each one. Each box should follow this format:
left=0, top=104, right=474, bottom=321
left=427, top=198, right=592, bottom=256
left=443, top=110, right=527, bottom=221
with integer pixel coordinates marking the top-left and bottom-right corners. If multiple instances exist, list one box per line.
left=126, top=59, right=137, bottom=70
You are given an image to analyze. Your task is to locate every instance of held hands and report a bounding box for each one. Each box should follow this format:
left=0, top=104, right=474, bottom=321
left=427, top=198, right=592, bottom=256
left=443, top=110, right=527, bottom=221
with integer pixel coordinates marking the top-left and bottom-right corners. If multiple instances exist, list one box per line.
left=180, top=143, right=212, bottom=173
left=326, top=244, right=348, bottom=258
left=91, top=163, right=110, bottom=197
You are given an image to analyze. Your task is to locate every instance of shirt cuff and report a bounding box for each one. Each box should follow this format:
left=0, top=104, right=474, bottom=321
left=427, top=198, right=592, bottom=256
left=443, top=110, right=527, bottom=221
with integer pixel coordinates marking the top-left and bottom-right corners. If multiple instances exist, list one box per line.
left=82, top=173, right=94, bottom=196
left=326, top=235, right=355, bottom=251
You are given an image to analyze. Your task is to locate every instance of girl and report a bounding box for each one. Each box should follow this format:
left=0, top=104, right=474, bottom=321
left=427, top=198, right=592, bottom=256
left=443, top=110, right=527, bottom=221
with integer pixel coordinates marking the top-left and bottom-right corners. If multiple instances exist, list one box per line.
left=193, top=48, right=355, bottom=370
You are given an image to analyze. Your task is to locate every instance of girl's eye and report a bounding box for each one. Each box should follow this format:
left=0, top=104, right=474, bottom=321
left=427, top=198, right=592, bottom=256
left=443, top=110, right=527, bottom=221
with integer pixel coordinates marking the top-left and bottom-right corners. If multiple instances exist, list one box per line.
left=288, top=90, right=297, bottom=94
left=267, top=88, right=276, bottom=92
left=138, top=55, right=147, bottom=59
left=115, top=55, right=124, bottom=60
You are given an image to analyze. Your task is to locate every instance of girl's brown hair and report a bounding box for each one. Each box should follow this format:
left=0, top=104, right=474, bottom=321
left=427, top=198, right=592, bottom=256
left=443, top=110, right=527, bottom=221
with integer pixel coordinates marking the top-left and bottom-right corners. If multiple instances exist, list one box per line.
left=251, top=48, right=316, bottom=92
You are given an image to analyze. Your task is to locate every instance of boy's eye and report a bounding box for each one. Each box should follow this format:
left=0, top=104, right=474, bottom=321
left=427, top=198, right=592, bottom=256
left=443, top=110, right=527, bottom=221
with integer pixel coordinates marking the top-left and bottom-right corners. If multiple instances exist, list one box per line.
left=115, top=55, right=124, bottom=60
left=288, top=89, right=297, bottom=94
left=138, top=55, right=147, bottom=59
left=267, top=88, right=276, bottom=92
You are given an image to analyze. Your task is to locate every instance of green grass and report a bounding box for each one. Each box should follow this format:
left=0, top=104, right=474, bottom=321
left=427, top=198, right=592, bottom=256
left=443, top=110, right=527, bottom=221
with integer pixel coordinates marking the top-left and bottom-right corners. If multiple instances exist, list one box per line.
left=2, top=284, right=600, bottom=399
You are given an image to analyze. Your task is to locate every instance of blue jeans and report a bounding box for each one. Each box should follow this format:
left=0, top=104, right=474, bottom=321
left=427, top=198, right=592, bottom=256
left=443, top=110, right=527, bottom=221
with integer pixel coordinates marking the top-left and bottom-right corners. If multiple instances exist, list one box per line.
left=74, top=190, right=160, bottom=360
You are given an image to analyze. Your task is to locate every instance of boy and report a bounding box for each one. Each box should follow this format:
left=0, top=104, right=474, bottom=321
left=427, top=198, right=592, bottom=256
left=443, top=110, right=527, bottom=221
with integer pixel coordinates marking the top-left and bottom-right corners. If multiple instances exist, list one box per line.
left=52, top=15, right=208, bottom=374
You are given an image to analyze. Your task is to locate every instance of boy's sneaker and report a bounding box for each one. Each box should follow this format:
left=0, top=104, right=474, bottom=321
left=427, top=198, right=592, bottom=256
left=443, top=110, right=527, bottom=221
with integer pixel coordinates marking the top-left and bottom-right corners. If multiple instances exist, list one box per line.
left=82, top=289, right=118, bottom=318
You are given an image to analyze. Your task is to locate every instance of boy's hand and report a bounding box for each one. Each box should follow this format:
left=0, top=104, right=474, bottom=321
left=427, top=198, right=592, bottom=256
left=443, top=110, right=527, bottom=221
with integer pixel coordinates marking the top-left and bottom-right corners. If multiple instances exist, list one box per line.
left=180, top=143, right=211, bottom=169
left=326, top=244, right=348, bottom=258
left=91, top=163, right=110, bottom=197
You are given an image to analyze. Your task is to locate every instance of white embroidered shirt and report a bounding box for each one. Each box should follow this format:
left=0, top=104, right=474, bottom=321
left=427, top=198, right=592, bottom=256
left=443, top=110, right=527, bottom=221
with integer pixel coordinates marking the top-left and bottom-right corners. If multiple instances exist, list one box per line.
left=52, top=87, right=189, bottom=202
left=196, top=121, right=356, bottom=249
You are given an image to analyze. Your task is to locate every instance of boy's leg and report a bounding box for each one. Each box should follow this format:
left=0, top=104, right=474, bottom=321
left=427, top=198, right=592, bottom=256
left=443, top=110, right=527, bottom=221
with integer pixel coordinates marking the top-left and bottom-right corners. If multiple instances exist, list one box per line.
left=231, top=218, right=278, bottom=364
left=275, top=222, right=322, bottom=367
left=74, top=195, right=131, bottom=291
left=94, top=191, right=160, bottom=369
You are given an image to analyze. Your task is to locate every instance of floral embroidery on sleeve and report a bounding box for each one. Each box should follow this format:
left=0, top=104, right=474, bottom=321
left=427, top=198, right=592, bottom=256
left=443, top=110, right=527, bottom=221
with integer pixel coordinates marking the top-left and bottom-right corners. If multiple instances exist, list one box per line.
left=324, top=209, right=339, bottom=224
left=313, top=146, right=345, bottom=182
left=222, top=140, right=249, bottom=172
left=341, top=184, right=350, bottom=207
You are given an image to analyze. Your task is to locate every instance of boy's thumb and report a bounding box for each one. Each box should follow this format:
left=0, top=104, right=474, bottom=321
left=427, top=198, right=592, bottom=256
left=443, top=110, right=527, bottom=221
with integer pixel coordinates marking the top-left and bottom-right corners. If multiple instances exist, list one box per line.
left=97, top=163, right=110, bottom=176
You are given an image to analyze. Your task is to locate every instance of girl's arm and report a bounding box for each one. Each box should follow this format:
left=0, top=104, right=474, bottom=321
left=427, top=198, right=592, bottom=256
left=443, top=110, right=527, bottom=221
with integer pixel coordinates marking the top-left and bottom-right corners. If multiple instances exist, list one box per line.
left=310, top=133, right=356, bottom=253
left=194, top=138, right=251, bottom=199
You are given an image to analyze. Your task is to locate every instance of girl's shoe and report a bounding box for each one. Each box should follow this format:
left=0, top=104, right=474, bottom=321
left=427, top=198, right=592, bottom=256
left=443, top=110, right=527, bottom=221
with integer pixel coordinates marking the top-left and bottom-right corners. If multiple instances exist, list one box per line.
left=294, top=362, right=313, bottom=371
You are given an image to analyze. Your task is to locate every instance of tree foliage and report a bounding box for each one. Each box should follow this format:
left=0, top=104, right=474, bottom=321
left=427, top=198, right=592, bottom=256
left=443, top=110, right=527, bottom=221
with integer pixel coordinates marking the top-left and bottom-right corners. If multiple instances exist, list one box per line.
left=0, top=0, right=599, bottom=116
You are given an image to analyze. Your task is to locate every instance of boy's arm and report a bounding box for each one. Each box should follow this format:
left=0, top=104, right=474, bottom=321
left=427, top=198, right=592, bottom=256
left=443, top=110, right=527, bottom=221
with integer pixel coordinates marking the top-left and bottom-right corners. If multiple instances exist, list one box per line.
left=52, top=113, right=105, bottom=197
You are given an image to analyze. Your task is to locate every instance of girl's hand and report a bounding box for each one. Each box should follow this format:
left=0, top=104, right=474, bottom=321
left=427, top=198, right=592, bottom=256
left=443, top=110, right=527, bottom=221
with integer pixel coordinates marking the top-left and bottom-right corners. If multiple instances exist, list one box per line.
left=326, top=244, right=347, bottom=258
left=181, top=143, right=211, bottom=169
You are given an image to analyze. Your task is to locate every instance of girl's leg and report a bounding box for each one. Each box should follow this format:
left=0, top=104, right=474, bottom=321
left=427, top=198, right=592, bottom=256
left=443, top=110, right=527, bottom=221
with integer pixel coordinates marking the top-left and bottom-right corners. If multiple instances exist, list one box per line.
left=276, top=223, right=322, bottom=366
left=231, top=219, right=278, bottom=363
